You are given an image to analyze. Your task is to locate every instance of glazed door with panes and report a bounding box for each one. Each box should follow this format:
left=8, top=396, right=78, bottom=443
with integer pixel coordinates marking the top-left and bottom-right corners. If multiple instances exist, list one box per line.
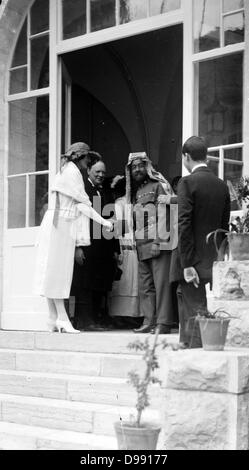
left=2, top=0, right=50, bottom=330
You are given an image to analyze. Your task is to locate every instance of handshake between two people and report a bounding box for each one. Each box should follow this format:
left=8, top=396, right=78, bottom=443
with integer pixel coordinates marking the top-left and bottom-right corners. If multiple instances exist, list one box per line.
left=103, top=218, right=114, bottom=232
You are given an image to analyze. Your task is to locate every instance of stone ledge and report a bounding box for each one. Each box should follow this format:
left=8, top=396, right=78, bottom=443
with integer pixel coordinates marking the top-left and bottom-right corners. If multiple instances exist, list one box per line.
left=162, top=389, right=249, bottom=450
left=160, top=348, right=249, bottom=394
left=213, top=260, right=249, bottom=299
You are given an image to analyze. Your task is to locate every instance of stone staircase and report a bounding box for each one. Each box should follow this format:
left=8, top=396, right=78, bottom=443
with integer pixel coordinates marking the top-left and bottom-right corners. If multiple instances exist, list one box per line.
left=0, top=330, right=178, bottom=450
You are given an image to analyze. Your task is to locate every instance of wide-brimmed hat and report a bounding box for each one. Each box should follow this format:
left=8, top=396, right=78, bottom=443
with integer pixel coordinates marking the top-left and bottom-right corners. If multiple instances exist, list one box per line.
left=64, top=142, right=90, bottom=161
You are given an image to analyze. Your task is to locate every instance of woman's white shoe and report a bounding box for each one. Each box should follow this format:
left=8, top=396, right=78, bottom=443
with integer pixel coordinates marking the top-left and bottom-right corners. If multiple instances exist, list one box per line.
left=56, top=320, right=80, bottom=334
left=47, top=320, right=59, bottom=332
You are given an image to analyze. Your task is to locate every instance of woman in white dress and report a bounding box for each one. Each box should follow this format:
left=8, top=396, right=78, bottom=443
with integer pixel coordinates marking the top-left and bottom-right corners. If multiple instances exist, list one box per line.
left=34, top=142, right=113, bottom=333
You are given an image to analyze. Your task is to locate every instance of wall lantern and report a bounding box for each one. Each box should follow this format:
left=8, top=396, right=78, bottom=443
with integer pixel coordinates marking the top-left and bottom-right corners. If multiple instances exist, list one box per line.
left=205, top=61, right=225, bottom=134
left=205, top=94, right=225, bottom=134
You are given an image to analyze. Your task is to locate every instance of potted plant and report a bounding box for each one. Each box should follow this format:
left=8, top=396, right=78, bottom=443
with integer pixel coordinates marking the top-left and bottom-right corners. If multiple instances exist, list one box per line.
left=207, top=176, right=249, bottom=261
left=195, top=307, right=231, bottom=351
left=227, top=176, right=249, bottom=259
left=114, top=328, right=167, bottom=450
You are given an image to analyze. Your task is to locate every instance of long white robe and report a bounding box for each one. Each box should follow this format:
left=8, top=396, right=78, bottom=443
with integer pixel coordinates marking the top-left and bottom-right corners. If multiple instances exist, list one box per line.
left=34, top=162, right=105, bottom=299
left=109, top=196, right=141, bottom=317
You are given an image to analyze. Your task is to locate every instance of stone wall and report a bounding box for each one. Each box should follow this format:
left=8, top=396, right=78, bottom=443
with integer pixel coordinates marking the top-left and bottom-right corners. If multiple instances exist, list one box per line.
left=210, top=261, right=249, bottom=347
left=160, top=348, right=249, bottom=450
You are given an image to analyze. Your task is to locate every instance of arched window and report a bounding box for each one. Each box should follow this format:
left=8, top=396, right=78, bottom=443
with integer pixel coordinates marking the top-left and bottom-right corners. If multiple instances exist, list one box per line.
left=8, top=0, right=50, bottom=228
left=62, top=0, right=181, bottom=40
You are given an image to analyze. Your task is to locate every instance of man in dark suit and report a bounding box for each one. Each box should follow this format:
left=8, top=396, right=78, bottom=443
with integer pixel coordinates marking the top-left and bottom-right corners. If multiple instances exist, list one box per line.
left=170, top=136, right=231, bottom=348
left=71, top=154, right=119, bottom=330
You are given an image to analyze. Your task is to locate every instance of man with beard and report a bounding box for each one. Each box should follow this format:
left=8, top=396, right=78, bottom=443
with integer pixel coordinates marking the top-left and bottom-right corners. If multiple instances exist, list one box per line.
left=126, top=152, right=177, bottom=334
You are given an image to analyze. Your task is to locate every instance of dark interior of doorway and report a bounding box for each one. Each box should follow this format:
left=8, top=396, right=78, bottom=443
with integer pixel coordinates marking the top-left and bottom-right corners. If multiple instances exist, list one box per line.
left=62, top=25, right=183, bottom=181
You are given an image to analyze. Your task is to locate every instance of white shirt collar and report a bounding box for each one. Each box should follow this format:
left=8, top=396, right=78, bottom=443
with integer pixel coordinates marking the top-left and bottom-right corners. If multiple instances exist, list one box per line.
left=88, top=177, right=94, bottom=187
left=191, top=163, right=207, bottom=173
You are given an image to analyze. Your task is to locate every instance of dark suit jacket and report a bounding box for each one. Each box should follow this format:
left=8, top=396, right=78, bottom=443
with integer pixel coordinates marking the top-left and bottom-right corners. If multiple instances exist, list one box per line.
left=170, top=166, right=231, bottom=282
left=71, top=179, right=120, bottom=294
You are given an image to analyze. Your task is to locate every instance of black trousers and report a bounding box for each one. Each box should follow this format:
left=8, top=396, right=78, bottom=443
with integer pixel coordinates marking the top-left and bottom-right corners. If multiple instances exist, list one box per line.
left=73, top=289, right=104, bottom=329
left=177, top=281, right=208, bottom=348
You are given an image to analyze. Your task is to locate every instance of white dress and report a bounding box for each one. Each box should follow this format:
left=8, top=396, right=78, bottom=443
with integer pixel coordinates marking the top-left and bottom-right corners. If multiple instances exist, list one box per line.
left=34, top=161, right=106, bottom=299
left=109, top=196, right=141, bottom=317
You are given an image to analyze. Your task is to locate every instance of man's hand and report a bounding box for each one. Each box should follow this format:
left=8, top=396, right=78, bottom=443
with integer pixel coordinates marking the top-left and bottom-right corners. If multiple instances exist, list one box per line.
left=114, top=252, right=123, bottom=265
left=75, top=247, right=85, bottom=266
left=158, top=194, right=172, bottom=204
left=184, top=267, right=200, bottom=288
left=151, top=243, right=161, bottom=258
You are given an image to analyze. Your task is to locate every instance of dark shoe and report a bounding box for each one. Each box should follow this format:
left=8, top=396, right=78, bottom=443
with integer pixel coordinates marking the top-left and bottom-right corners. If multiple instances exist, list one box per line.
left=154, top=325, right=171, bottom=334
left=133, top=325, right=152, bottom=334
left=171, top=342, right=189, bottom=350
left=179, top=342, right=189, bottom=349
left=84, top=323, right=105, bottom=331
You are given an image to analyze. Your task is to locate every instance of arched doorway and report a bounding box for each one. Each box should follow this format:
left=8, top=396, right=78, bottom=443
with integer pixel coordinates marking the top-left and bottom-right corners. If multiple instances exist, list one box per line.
left=62, top=26, right=183, bottom=177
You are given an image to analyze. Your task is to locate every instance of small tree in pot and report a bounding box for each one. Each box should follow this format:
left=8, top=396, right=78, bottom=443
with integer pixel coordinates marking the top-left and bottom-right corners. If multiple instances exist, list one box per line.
left=227, top=176, right=249, bottom=260
left=114, top=328, right=167, bottom=450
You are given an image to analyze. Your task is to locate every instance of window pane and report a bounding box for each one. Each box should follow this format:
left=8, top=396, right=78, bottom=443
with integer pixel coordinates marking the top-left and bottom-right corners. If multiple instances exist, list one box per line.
left=8, top=177, right=26, bottom=228
left=62, top=0, right=86, bottom=40
left=29, top=174, right=48, bottom=226
left=120, top=0, right=148, bottom=24
left=31, top=35, right=49, bottom=90
left=9, top=96, right=49, bottom=175
left=9, top=67, right=27, bottom=94
left=11, top=19, right=27, bottom=67
left=208, top=151, right=219, bottom=159
left=224, top=161, right=242, bottom=186
left=224, top=12, right=244, bottom=46
left=91, top=0, right=116, bottom=32
left=207, top=158, right=219, bottom=176
left=196, top=53, right=243, bottom=147
left=193, top=0, right=220, bottom=53
left=224, top=148, right=242, bottom=161
left=31, top=0, right=49, bottom=35
left=150, top=0, right=181, bottom=16
left=223, top=0, right=244, bottom=14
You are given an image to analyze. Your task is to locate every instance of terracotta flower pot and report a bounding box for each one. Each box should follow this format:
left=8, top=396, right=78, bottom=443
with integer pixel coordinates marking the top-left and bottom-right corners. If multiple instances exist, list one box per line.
left=198, top=318, right=230, bottom=351
left=114, top=421, right=161, bottom=450
left=227, top=233, right=249, bottom=260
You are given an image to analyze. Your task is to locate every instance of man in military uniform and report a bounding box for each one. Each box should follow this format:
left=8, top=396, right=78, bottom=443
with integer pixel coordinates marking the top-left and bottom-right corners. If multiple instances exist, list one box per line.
left=126, top=152, right=177, bottom=334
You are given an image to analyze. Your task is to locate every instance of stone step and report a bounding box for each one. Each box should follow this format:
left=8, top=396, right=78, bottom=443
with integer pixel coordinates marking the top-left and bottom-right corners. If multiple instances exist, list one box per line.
left=0, top=369, right=161, bottom=408
left=0, top=394, right=160, bottom=436
left=0, top=422, right=117, bottom=450
left=0, top=330, right=178, bottom=354
left=0, top=349, right=145, bottom=378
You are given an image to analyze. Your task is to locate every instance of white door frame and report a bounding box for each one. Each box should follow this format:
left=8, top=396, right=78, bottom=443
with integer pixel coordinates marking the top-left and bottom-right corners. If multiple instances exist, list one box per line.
left=54, top=0, right=187, bottom=173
